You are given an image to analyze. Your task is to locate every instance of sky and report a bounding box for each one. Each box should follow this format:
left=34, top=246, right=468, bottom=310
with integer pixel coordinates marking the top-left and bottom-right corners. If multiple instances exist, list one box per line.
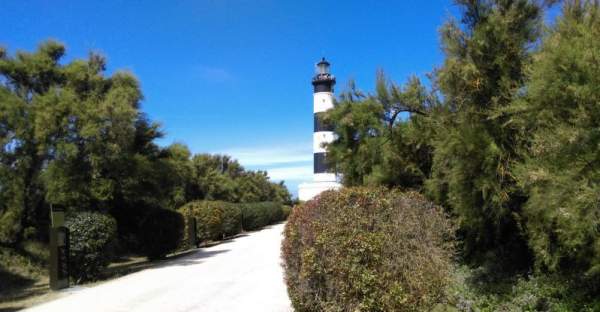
left=1, top=1, right=552, bottom=197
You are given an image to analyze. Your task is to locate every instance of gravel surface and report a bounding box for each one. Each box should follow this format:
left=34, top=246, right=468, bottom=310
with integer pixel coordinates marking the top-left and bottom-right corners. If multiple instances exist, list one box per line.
left=25, top=223, right=292, bottom=312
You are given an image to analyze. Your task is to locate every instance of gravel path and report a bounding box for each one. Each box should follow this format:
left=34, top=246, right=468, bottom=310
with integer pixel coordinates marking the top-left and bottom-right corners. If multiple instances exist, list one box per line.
left=25, top=223, right=292, bottom=312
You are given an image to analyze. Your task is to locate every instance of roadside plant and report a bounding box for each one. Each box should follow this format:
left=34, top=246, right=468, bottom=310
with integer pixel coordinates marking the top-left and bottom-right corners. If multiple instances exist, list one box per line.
left=66, top=212, right=117, bottom=282
left=282, top=187, right=455, bottom=311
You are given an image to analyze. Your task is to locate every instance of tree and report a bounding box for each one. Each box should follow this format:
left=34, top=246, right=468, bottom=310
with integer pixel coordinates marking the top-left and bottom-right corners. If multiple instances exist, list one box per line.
left=187, top=153, right=292, bottom=204
left=510, top=0, right=600, bottom=275
left=425, top=0, right=544, bottom=265
left=0, top=41, right=77, bottom=244
left=0, top=41, right=173, bottom=244
left=0, top=40, right=292, bottom=250
left=324, top=72, right=437, bottom=189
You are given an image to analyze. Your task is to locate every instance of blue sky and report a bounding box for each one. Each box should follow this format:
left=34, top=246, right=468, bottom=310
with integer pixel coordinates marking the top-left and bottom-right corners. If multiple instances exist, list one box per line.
left=2, top=1, right=552, bottom=196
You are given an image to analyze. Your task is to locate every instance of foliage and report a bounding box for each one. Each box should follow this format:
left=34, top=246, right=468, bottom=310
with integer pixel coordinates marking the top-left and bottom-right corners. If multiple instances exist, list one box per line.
left=180, top=200, right=289, bottom=245
left=0, top=40, right=292, bottom=253
left=188, top=154, right=292, bottom=204
left=239, top=202, right=285, bottom=231
left=281, top=205, right=292, bottom=220
left=448, top=265, right=600, bottom=312
left=219, top=202, right=243, bottom=237
left=424, top=0, right=544, bottom=265
left=282, top=187, right=455, bottom=312
left=180, top=201, right=241, bottom=242
left=509, top=0, right=600, bottom=276
left=66, top=212, right=117, bottom=282
left=324, top=73, right=437, bottom=189
left=137, top=208, right=184, bottom=260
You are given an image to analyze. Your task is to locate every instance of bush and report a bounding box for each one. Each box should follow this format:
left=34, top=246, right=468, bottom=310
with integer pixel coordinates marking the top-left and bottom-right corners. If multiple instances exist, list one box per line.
left=179, top=201, right=242, bottom=242
left=219, top=202, right=242, bottom=237
left=449, top=265, right=600, bottom=311
left=66, top=212, right=117, bottom=282
left=138, top=208, right=184, bottom=260
left=282, top=187, right=455, bottom=311
left=281, top=205, right=292, bottom=219
left=178, top=201, right=288, bottom=246
left=240, top=202, right=285, bottom=231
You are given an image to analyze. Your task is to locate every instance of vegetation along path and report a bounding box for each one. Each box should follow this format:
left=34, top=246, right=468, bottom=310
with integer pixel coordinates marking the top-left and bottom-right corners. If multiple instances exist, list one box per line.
left=26, top=223, right=292, bottom=312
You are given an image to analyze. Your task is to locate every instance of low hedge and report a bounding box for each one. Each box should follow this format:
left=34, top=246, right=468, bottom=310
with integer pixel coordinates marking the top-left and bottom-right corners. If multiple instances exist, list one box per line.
left=239, top=202, right=286, bottom=231
left=66, top=212, right=117, bottom=282
left=138, top=208, right=184, bottom=260
left=179, top=201, right=290, bottom=246
left=179, top=201, right=242, bottom=243
left=282, top=187, right=456, bottom=311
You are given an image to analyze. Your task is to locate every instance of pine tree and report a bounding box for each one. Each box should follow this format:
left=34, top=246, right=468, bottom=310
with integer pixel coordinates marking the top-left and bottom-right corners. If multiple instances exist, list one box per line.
left=511, top=0, right=600, bottom=275
left=425, top=0, right=544, bottom=265
left=324, top=72, right=437, bottom=188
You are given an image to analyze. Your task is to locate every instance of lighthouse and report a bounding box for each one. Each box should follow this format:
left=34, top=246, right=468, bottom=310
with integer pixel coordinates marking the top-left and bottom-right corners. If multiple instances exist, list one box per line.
left=298, top=58, right=342, bottom=201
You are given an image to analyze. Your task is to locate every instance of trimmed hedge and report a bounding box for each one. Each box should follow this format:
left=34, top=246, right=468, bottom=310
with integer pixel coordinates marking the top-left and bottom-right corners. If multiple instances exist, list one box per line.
left=239, top=202, right=285, bottom=231
left=282, top=187, right=455, bottom=311
left=179, top=201, right=242, bottom=242
left=179, top=201, right=289, bottom=246
left=138, top=208, right=184, bottom=260
left=66, top=212, right=117, bottom=282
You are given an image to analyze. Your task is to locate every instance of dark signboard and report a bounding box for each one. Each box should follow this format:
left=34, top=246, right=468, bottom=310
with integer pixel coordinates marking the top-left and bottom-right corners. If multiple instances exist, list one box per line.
left=50, top=226, right=69, bottom=290
left=188, top=217, right=198, bottom=248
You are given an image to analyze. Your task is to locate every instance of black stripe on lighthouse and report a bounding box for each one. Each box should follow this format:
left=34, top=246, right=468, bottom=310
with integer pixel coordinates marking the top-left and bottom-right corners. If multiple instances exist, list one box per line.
left=314, top=152, right=330, bottom=174
left=314, top=113, right=334, bottom=132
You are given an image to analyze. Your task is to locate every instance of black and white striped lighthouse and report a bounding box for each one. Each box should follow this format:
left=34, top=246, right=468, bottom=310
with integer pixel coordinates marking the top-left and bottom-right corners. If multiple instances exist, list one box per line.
left=298, top=58, right=342, bottom=201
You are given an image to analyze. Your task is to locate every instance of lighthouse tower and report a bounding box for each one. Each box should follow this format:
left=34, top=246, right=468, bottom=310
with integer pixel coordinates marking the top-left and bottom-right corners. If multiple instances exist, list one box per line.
left=298, top=58, right=342, bottom=201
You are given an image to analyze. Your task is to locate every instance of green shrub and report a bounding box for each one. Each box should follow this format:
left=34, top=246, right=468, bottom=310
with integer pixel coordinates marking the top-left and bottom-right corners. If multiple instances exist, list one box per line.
left=66, top=212, right=117, bottom=282
left=185, top=201, right=223, bottom=241
left=138, top=208, right=184, bottom=260
left=281, top=205, right=292, bottom=219
left=240, top=202, right=285, bottom=231
left=239, top=203, right=268, bottom=231
left=180, top=201, right=242, bottom=242
left=449, top=265, right=600, bottom=311
left=220, top=202, right=242, bottom=237
left=282, top=187, right=455, bottom=311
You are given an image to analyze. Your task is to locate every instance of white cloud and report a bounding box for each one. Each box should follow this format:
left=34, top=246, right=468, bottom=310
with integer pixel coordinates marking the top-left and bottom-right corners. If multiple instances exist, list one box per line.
left=219, top=144, right=312, bottom=167
left=266, top=165, right=313, bottom=182
left=216, top=143, right=313, bottom=186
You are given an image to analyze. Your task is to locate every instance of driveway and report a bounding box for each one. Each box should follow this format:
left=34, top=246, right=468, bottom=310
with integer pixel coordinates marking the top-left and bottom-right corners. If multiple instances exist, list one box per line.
left=25, top=223, right=292, bottom=312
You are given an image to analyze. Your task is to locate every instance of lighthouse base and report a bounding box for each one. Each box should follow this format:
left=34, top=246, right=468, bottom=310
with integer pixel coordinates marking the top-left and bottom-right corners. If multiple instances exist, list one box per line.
left=298, top=181, right=342, bottom=202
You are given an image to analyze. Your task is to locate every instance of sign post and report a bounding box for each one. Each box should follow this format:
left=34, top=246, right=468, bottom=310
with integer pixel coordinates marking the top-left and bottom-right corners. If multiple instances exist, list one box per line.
left=49, top=205, right=69, bottom=290
left=188, top=216, right=198, bottom=248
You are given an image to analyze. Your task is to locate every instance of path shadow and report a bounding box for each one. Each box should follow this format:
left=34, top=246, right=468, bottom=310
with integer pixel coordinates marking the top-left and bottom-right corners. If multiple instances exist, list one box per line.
left=101, top=247, right=230, bottom=279
left=0, top=269, right=35, bottom=297
left=0, top=269, right=49, bottom=301
left=202, top=233, right=249, bottom=248
left=155, top=249, right=230, bottom=268
left=0, top=269, right=48, bottom=311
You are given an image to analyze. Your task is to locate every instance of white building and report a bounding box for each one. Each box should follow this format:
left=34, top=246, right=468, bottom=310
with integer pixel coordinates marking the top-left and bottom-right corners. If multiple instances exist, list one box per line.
left=298, top=58, right=342, bottom=201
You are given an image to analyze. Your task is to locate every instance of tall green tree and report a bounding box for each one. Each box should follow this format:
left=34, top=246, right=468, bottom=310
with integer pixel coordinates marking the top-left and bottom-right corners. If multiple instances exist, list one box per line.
left=188, top=153, right=292, bottom=204
left=324, top=72, right=437, bottom=189
left=0, top=41, right=169, bottom=244
left=0, top=40, right=293, bottom=247
left=0, top=41, right=76, bottom=243
left=425, top=0, right=544, bottom=264
left=510, top=0, right=600, bottom=275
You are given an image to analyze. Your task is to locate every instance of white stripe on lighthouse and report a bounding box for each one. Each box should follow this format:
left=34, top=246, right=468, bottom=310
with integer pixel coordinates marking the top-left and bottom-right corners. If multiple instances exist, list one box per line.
left=314, top=92, right=334, bottom=113
left=313, top=131, right=335, bottom=153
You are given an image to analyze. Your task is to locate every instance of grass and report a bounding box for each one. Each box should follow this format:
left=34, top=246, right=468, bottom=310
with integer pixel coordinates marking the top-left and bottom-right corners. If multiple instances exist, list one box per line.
left=0, top=241, right=50, bottom=311
left=445, top=265, right=600, bottom=311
